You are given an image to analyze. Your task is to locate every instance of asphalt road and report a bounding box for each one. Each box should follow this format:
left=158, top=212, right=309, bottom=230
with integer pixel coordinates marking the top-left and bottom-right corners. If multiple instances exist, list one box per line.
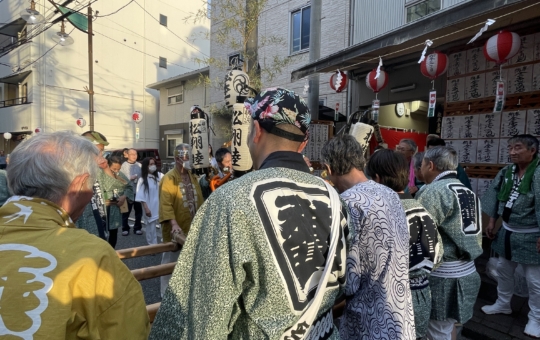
left=115, top=221, right=163, bottom=305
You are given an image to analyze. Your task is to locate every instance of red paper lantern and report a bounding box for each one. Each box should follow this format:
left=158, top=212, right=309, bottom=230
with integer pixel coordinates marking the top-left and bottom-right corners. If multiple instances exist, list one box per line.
left=34, top=127, right=42, bottom=133
left=330, top=71, right=348, bottom=93
left=365, top=69, right=388, bottom=93
left=76, top=118, right=86, bottom=128
left=483, top=31, right=521, bottom=64
left=420, top=51, right=448, bottom=80
left=132, top=111, right=143, bottom=124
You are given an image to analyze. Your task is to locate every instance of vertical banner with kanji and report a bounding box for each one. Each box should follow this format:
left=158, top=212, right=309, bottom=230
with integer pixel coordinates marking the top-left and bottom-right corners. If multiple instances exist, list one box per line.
left=231, top=103, right=253, bottom=172
left=189, top=118, right=210, bottom=170
left=427, top=91, right=436, bottom=117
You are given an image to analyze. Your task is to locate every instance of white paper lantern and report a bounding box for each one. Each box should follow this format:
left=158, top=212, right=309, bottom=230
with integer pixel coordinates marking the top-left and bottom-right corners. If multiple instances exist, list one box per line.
left=132, top=111, right=143, bottom=124
left=76, top=118, right=86, bottom=128
left=34, top=127, right=42, bottom=134
left=3, top=132, right=12, bottom=140
left=484, top=31, right=521, bottom=64
left=231, top=103, right=253, bottom=171
left=189, top=117, right=210, bottom=170
left=349, top=122, right=374, bottom=154
left=224, top=70, right=250, bottom=108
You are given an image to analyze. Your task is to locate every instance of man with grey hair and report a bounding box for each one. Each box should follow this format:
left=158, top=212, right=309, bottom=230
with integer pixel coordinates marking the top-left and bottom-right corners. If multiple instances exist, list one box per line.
left=417, top=146, right=482, bottom=340
left=481, top=134, right=540, bottom=338
left=397, top=138, right=422, bottom=195
left=0, top=131, right=149, bottom=339
left=121, top=148, right=143, bottom=236
left=323, top=134, right=415, bottom=340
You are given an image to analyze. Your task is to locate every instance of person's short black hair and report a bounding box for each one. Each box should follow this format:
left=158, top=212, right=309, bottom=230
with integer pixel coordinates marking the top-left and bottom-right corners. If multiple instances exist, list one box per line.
left=108, top=155, right=123, bottom=166
left=365, top=149, right=409, bottom=192
left=122, top=148, right=129, bottom=153
left=427, top=137, right=446, bottom=148
left=215, top=147, right=231, bottom=163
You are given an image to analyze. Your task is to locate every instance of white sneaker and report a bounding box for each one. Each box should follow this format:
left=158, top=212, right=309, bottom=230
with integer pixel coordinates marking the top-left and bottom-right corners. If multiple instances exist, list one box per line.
left=481, top=302, right=512, bottom=315
left=525, top=320, right=540, bottom=338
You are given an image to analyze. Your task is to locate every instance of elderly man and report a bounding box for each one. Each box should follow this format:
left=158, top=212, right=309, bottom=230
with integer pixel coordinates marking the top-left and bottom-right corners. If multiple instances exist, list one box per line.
left=76, top=130, right=110, bottom=239
left=397, top=138, right=422, bottom=195
left=158, top=143, right=204, bottom=297
left=427, top=137, right=472, bottom=190
left=417, top=146, right=482, bottom=340
left=0, top=131, right=149, bottom=339
left=150, top=88, right=349, bottom=339
left=323, top=135, right=415, bottom=340
left=121, top=148, right=143, bottom=236
left=482, top=134, right=540, bottom=338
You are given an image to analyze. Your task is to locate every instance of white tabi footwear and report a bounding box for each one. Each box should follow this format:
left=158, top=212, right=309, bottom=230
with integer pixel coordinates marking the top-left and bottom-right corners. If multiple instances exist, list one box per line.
left=481, top=302, right=512, bottom=315
left=525, top=320, right=540, bottom=338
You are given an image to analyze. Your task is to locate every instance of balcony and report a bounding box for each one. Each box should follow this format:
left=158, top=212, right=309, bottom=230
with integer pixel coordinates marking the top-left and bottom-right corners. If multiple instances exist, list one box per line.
left=0, top=96, right=28, bottom=108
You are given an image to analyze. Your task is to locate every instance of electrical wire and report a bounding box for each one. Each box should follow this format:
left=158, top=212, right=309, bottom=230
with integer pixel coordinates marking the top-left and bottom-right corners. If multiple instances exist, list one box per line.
left=132, top=0, right=209, bottom=57
left=95, top=0, right=136, bottom=17
left=93, top=30, right=196, bottom=70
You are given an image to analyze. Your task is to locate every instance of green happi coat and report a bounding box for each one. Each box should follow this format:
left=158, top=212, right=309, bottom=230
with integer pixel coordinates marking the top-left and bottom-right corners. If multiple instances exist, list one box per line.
left=416, top=172, right=482, bottom=323
left=482, top=165, right=540, bottom=265
left=149, top=152, right=351, bottom=340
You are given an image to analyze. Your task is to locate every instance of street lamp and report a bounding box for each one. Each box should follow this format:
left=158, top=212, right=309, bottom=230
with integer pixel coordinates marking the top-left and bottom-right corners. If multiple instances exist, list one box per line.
left=21, top=0, right=45, bottom=25
left=51, top=21, right=74, bottom=46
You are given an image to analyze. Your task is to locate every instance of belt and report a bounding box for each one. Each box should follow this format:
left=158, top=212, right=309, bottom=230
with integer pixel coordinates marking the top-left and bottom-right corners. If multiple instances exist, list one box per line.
left=502, top=221, right=540, bottom=234
left=431, top=261, right=476, bottom=278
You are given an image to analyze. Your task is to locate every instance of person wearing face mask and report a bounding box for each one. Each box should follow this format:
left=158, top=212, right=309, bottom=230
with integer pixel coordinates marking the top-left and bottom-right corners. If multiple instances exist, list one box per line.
left=136, top=157, right=163, bottom=245
left=158, top=143, right=204, bottom=297
left=76, top=131, right=111, bottom=239
left=102, top=156, right=132, bottom=248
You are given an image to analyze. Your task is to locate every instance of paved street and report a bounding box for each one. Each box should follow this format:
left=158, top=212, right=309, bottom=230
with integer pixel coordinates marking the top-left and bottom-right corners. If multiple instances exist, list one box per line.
left=116, top=223, right=162, bottom=306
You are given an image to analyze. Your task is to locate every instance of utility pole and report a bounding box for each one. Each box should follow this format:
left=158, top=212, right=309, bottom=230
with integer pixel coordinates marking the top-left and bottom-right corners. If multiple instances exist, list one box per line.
left=88, top=5, right=94, bottom=131
left=308, top=0, right=321, bottom=120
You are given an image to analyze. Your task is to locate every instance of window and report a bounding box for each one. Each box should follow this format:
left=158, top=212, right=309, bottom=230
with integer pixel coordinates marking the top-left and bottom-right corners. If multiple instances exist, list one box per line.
left=290, top=6, right=310, bottom=54
left=167, top=85, right=184, bottom=105
left=166, top=134, right=183, bottom=157
left=159, top=57, right=167, bottom=68
left=159, top=14, right=167, bottom=27
left=406, top=0, right=441, bottom=23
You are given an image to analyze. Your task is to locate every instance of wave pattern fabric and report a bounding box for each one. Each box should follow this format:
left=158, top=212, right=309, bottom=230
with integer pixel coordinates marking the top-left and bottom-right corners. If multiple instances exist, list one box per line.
left=339, top=181, right=416, bottom=340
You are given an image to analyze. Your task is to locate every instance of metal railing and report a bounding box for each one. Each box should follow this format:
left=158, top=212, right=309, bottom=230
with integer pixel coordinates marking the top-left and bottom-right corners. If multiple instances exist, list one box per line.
left=0, top=97, right=28, bottom=108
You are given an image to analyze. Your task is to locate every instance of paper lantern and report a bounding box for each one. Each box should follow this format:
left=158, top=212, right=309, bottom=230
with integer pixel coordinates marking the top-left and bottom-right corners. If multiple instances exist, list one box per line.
left=349, top=122, right=374, bottom=154
left=231, top=103, right=253, bottom=172
left=224, top=70, right=250, bottom=108
left=420, top=51, right=448, bottom=80
left=483, top=31, right=521, bottom=64
left=76, top=117, right=86, bottom=128
left=132, top=111, right=143, bottom=124
left=330, top=70, right=348, bottom=93
left=189, top=106, right=210, bottom=172
left=365, top=69, right=388, bottom=93
left=3, top=132, right=12, bottom=140
left=34, top=127, right=42, bottom=134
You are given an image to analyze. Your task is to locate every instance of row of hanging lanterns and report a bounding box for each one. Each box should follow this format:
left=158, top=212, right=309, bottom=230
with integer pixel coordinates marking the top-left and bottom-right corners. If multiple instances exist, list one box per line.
left=328, top=28, right=521, bottom=117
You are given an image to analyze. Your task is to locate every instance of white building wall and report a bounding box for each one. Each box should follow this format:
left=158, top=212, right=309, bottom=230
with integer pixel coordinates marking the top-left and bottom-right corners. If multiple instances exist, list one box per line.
left=0, top=0, right=210, bottom=149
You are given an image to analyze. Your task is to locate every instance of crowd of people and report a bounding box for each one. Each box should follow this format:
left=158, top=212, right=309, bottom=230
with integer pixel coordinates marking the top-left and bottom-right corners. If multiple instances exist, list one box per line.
left=1, top=87, right=540, bottom=339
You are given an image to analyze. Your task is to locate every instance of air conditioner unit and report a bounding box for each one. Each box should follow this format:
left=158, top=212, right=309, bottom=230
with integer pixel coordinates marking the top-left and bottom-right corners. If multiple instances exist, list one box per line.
left=410, top=100, right=428, bottom=113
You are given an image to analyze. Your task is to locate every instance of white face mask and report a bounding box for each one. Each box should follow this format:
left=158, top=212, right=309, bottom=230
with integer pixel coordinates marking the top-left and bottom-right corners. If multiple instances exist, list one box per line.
left=182, top=161, right=192, bottom=170
left=148, top=165, right=157, bottom=173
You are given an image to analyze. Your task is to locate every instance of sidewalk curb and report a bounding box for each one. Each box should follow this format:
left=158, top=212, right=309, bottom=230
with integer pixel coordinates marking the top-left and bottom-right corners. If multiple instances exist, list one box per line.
left=462, top=320, right=513, bottom=340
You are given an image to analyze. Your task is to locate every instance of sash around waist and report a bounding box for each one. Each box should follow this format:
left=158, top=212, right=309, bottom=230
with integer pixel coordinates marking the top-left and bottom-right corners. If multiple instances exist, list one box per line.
left=502, top=221, right=540, bottom=234
left=430, top=261, right=476, bottom=278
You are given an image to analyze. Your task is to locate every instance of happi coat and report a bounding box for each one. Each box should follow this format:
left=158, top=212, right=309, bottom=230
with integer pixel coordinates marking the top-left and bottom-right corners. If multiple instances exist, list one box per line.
left=339, top=180, right=416, bottom=340
left=76, top=171, right=107, bottom=239
left=417, top=171, right=482, bottom=323
left=158, top=167, right=204, bottom=242
left=400, top=193, right=443, bottom=338
left=101, top=171, right=133, bottom=230
left=482, top=164, right=540, bottom=265
left=0, top=196, right=149, bottom=339
left=149, top=151, right=350, bottom=340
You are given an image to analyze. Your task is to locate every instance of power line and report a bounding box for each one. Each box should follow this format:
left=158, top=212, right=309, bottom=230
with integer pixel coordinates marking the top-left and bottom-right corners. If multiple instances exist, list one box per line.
left=132, top=0, right=209, bottom=57
left=93, top=30, right=196, bottom=70
left=95, top=0, right=136, bottom=17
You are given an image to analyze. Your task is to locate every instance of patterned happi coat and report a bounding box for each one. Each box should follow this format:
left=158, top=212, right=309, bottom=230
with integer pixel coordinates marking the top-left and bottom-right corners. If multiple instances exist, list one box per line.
left=416, top=172, right=482, bottom=323
left=482, top=165, right=540, bottom=265
left=339, top=180, right=416, bottom=340
left=149, top=151, right=350, bottom=340
left=400, top=194, right=443, bottom=339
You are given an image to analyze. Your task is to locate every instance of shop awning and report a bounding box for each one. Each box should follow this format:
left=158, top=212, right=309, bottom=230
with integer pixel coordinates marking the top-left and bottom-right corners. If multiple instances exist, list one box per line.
left=0, top=71, right=32, bottom=85
left=0, top=18, right=27, bottom=38
left=291, top=0, right=540, bottom=81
